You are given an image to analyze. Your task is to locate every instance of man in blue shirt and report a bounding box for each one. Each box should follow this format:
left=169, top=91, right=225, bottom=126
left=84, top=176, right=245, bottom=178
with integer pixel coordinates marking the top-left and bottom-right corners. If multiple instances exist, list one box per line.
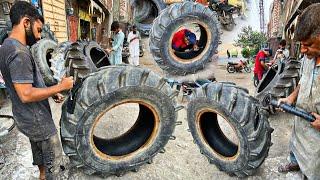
left=106, top=21, right=125, bottom=65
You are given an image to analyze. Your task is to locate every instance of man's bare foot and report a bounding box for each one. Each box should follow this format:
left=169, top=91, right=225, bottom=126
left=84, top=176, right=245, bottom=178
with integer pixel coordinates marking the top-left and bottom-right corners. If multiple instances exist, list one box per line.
left=38, top=165, right=45, bottom=180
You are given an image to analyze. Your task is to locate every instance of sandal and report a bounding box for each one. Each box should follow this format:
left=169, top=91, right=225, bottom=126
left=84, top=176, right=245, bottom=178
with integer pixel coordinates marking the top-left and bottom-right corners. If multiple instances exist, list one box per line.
left=278, top=162, right=300, bottom=173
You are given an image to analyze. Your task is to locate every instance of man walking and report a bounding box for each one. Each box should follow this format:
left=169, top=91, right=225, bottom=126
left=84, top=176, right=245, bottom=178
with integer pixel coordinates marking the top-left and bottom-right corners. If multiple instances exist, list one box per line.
left=0, top=2, right=73, bottom=179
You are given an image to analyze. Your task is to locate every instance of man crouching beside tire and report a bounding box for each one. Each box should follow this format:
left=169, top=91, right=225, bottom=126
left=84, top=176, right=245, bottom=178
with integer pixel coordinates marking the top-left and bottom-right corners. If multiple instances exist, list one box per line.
left=0, top=2, right=74, bottom=180
left=276, top=4, right=320, bottom=179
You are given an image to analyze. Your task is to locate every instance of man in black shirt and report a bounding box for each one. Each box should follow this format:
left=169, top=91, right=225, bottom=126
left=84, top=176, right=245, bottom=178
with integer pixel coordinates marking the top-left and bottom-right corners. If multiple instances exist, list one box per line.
left=0, top=2, right=73, bottom=179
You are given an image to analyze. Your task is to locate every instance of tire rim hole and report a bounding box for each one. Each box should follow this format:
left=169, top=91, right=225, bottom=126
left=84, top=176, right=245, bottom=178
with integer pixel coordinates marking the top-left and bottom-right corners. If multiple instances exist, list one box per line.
left=90, top=48, right=110, bottom=68
left=46, top=49, right=53, bottom=73
left=92, top=103, right=156, bottom=157
left=199, top=112, right=239, bottom=158
left=257, top=64, right=279, bottom=93
left=171, top=23, right=208, bottom=61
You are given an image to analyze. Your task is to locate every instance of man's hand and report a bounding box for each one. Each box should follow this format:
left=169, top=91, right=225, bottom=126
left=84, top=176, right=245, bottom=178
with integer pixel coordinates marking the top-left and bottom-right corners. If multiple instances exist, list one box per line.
left=311, top=112, right=320, bottom=131
left=277, top=97, right=295, bottom=112
left=52, top=93, right=64, bottom=103
left=106, top=48, right=112, bottom=54
left=60, top=76, right=74, bottom=91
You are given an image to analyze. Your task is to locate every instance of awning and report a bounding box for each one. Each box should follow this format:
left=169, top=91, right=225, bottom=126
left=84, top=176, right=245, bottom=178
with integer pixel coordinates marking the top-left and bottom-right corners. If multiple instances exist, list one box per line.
left=285, top=0, right=319, bottom=31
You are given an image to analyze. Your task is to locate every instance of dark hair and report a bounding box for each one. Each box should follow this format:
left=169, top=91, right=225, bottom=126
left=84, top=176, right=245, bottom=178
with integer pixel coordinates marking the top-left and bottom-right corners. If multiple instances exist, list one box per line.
left=294, top=3, right=320, bottom=41
left=111, top=21, right=120, bottom=31
left=10, top=1, right=44, bottom=26
left=279, top=39, right=286, bottom=47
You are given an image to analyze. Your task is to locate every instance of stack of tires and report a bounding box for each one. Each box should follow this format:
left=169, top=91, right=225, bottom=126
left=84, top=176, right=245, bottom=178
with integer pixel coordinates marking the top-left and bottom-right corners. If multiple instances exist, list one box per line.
left=255, top=58, right=301, bottom=112
left=30, top=39, right=110, bottom=86
left=130, top=0, right=167, bottom=36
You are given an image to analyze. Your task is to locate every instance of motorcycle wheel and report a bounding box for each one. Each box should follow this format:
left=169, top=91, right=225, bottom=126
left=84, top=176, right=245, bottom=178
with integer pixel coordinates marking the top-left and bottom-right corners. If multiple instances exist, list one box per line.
left=244, top=66, right=251, bottom=73
left=227, top=65, right=236, bottom=73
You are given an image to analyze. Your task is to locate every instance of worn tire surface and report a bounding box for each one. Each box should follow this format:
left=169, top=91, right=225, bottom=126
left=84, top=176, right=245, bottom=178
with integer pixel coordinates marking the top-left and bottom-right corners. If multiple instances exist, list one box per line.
left=255, top=58, right=301, bottom=109
left=30, top=39, right=58, bottom=86
left=150, top=1, right=220, bottom=75
left=49, top=41, right=72, bottom=85
left=65, top=42, right=98, bottom=84
left=84, top=41, right=110, bottom=68
left=60, top=65, right=179, bottom=176
left=133, top=0, right=153, bottom=22
left=135, top=0, right=167, bottom=36
left=187, top=82, right=273, bottom=177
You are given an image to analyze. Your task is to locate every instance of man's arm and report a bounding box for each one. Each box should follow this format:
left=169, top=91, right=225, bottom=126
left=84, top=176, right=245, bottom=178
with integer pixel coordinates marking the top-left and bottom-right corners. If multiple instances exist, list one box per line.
left=278, top=84, right=300, bottom=105
left=14, top=76, right=73, bottom=103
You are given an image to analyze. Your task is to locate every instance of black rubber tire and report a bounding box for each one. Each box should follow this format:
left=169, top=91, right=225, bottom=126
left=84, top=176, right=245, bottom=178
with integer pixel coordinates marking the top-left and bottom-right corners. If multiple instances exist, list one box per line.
left=41, top=24, right=58, bottom=42
left=244, top=66, right=251, bottom=73
left=187, top=82, right=273, bottom=177
left=133, top=0, right=153, bottom=22
left=60, top=65, right=178, bottom=176
left=135, top=0, right=167, bottom=36
left=150, top=1, right=220, bottom=75
left=84, top=41, right=110, bottom=68
left=65, top=41, right=98, bottom=84
left=255, top=58, right=301, bottom=109
left=227, top=65, right=235, bottom=73
left=30, top=39, right=58, bottom=86
left=0, top=28, right=8, bottom=45
left=48, top=41, right=72, bottom=85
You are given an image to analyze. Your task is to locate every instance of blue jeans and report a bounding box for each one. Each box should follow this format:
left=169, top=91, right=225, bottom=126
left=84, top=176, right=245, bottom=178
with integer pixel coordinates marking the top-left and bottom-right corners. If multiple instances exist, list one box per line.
left=290, top=151, right=298, bottom=164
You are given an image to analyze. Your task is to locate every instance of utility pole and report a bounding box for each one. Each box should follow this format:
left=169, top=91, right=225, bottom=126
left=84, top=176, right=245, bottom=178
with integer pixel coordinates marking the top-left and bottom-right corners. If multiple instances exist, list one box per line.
left=259, top=0, right=265, bottom=33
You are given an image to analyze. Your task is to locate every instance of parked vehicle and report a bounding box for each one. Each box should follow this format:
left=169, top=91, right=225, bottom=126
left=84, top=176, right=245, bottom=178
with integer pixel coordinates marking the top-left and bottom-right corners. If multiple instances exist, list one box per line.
left=208, top=0, right=236, bottom=31
left=227, top=59, right=251, bottom=73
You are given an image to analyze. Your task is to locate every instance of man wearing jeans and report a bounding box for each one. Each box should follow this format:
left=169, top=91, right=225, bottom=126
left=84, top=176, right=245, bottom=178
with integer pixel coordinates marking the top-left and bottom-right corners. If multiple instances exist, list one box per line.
left=0, top=2, right=73, bottom=179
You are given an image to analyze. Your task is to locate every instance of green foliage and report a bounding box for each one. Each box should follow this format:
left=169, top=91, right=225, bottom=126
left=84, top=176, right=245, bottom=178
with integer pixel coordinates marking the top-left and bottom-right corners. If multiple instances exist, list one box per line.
left=234, top=26, right=267, bottom=57
left=241, top=48, right=250, bottom=58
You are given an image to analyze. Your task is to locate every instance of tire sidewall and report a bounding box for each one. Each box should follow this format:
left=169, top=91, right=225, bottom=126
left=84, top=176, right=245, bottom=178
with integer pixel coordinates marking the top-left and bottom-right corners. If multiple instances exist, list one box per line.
left=73, top=86, right=176, bottom=173
left=160, top=14, right=219, bottom=72
left=187, top=99, right=249, bottom=171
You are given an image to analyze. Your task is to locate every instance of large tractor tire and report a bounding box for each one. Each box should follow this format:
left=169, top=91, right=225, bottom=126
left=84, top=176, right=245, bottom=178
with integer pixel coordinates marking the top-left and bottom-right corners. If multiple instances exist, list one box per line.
left=84, top=41, right=110, bottom=68
left=187, top=82, right=273, bottom=177
left=60, top=65, right=179, bottom=176
left=133, top=0, right=153, bottom=23
left=30, top=39, right=58, bottom=86
left=65, top=42, right=98, bottom=84
left=49, top=41, right=72, bottom=85
left=134, top=0, right=167, bottom=36
left=150, top=1, right=220, bottom=75
left=255, top=58, right=301, bottom=111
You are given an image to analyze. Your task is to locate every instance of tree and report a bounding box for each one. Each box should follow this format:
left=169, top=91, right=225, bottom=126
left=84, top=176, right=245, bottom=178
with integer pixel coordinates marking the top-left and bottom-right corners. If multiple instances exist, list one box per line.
left=234, top=26, right=267, bottom=57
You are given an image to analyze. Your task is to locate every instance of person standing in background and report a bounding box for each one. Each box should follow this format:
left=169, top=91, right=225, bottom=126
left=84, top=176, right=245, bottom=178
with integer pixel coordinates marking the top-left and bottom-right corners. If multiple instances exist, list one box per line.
left=127, top=25, right=140, bottom=66
left=106, top=21, right=125, bottom=65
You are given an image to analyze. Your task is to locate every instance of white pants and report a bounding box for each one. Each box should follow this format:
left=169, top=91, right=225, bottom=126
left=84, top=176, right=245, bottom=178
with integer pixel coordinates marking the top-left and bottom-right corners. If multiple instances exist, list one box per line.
left=129, top=56, right=139, bottom=66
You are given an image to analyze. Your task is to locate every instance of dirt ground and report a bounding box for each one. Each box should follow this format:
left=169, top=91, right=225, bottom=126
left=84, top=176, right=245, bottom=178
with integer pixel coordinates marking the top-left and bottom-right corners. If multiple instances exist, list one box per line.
left=0, top=35, right=306, bottom=180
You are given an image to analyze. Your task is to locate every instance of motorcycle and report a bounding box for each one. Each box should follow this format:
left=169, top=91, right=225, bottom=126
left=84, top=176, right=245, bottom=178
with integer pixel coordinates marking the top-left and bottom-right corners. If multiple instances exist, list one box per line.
left=208, top=0, right=236, bottom=31
left=227, top=59, right=251, bottom=73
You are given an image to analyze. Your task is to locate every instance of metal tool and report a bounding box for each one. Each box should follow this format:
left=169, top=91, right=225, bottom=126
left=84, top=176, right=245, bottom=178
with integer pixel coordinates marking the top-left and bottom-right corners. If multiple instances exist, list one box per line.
left=263, top=94, right=315, bottom=122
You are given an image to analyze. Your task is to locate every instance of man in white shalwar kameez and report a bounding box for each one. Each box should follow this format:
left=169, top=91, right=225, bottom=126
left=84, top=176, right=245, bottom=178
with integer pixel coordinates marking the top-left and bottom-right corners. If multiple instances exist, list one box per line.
left=127, top=25, right=140, bottom=66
